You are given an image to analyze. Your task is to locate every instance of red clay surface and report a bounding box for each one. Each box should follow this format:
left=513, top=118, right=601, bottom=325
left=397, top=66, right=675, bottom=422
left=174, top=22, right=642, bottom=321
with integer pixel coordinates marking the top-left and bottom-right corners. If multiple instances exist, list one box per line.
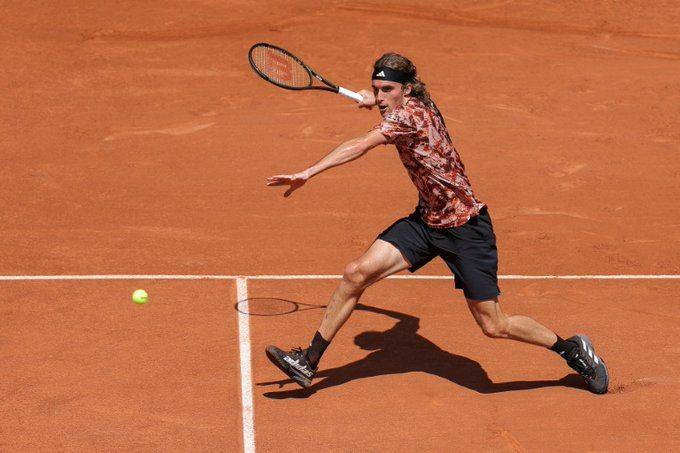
left=0, top=281, right=241, bottom=450
left=250, top=279, right=680, bottom=452
left=2, top=0, right=680, bottom=451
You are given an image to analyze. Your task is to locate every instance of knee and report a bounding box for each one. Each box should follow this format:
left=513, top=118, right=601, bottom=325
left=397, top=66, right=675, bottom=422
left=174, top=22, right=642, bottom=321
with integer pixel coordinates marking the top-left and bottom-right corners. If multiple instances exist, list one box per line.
left=342, top=260, right=372, bottom=290
left=479, top=318, right=509, bottom=339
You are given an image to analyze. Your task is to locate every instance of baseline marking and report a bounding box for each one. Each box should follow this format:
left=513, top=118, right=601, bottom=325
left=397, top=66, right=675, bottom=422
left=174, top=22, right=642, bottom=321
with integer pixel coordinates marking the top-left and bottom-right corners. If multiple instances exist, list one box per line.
left=246, top=274, right=680, bottom=280
left=1, top=274, right=680, bottom=281
left=0, top=275, right=233, bottom=281
left=236, top=277, right=255, bottom=453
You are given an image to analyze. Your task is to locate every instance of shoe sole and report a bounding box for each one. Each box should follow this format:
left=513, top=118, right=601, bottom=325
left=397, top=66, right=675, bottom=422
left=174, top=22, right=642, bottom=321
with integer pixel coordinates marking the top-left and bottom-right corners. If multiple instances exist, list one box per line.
left=265, top=346, right=313, bottom=389
left=575, top=334, right=609, bottom=394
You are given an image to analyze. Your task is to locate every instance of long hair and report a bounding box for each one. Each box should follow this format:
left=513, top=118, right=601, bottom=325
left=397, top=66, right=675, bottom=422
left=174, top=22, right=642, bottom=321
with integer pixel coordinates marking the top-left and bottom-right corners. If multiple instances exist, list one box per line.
left=374, top=52, right=432, bottom=106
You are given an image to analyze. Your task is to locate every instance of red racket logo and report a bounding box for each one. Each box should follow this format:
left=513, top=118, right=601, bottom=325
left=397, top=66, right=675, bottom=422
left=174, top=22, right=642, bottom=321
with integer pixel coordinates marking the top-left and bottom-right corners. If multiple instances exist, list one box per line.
left=267, top=51, right=293, bottom=83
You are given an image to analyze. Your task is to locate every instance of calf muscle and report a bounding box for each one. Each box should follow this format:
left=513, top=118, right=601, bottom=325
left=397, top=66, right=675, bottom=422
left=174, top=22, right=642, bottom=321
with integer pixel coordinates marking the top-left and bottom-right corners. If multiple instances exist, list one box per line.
left=468, top=298, right=557, bottom=348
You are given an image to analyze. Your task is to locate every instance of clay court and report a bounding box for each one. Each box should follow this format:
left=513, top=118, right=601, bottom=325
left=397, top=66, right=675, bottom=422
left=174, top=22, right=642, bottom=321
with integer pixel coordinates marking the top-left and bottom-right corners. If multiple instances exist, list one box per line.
left=2, top=1, right=680, bottom=451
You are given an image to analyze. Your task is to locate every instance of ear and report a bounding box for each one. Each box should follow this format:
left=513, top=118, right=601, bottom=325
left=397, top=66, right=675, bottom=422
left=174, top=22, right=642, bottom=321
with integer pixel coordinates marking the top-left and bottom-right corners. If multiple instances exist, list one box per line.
left=402, top=83, right=413, bottom=96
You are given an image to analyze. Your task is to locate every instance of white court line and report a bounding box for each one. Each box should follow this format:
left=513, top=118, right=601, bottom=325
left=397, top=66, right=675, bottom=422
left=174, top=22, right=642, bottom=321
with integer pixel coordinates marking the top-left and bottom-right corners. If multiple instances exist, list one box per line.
left=0, top=275, right=234, bottom=281
left=1, top=274, right=680, bottom=281
left=247, top=274, right=680, bottom=280
left=236, top=278, right=255, bottom=453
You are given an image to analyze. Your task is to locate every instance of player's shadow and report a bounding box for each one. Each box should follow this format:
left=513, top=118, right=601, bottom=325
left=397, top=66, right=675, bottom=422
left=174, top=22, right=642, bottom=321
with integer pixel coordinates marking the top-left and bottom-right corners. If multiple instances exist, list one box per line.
left=258, top=303, right=584, bottom=399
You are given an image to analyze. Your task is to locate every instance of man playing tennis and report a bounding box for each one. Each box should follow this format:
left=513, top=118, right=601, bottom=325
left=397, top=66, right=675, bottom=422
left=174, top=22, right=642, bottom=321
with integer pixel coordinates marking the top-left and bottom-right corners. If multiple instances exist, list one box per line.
left=265, top=52, right=609, bottom=394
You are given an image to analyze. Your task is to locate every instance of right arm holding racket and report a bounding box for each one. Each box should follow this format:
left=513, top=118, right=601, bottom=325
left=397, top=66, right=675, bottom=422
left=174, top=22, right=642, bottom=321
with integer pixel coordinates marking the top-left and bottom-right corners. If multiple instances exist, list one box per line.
left=248, top=43, right=385, bottom=197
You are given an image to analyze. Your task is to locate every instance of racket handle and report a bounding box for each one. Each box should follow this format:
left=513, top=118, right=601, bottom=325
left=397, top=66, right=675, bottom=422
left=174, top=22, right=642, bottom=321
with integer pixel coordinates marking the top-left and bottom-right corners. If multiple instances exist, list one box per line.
left=338, top=87, right=363, bottom=103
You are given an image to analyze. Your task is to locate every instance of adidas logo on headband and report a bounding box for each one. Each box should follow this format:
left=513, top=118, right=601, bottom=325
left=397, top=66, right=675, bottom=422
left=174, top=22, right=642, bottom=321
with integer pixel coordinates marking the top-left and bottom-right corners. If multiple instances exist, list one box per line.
left=371, top=67, right=411, bottom=84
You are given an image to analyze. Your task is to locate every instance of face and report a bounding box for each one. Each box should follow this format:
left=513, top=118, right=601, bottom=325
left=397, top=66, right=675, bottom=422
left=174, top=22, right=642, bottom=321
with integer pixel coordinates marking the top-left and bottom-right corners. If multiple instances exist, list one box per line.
left=372, top=79, right=412, bottom=116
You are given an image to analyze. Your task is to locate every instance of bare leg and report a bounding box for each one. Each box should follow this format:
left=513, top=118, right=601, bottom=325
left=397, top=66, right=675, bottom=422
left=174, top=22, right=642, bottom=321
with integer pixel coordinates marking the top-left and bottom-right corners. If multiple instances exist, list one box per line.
left=466, top=297, right=557, bottom=348
left=318, top=239, right=410, bottom=341
left=263, top=240, right=411, bottom=388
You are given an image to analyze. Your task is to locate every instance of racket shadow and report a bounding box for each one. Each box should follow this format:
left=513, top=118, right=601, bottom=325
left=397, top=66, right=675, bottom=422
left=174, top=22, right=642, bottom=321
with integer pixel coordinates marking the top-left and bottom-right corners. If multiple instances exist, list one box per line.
left=235, top=297, right=325, bottom=317
left=258, top=303, right=585, bottom=399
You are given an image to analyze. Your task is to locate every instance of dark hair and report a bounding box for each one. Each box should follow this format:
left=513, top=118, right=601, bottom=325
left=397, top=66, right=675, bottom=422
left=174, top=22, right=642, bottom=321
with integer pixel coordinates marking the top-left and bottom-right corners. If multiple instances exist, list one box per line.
left=374, top=52, right=432, bottom=105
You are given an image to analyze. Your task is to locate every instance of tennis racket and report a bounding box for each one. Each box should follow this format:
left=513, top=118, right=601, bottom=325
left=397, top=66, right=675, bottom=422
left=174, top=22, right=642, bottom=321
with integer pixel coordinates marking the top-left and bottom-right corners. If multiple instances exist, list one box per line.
left=248, top=42, right=363, bottom=103
left=235, top=297, right=326, bottom=316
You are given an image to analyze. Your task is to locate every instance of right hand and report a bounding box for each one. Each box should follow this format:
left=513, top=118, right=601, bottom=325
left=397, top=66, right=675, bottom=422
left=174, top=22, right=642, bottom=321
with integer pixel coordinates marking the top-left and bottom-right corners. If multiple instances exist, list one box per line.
left=357, top=89, right=376, bottom=109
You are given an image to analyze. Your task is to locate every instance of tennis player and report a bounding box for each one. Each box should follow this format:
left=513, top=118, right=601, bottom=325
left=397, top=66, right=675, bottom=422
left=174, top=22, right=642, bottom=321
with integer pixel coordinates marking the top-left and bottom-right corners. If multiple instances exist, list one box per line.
left=265, top=52, right=609, bottom=394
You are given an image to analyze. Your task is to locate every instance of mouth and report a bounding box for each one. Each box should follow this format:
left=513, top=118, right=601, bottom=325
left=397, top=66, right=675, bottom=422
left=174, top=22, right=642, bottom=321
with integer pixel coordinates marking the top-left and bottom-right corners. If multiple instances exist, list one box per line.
left=378, top=105, right=388, bottom=114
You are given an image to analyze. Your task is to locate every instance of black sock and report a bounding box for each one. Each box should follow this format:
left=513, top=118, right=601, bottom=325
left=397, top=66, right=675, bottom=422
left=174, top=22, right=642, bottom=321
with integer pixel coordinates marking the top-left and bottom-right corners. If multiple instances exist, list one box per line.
left=550, top=335, right=577, bottom=358
left=305, top=331, right=330, bottom=367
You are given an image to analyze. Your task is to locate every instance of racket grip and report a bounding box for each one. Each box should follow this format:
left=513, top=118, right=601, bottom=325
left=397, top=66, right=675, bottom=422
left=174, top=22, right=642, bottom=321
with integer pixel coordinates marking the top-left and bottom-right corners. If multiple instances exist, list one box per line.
left=338, top=87, right=363, bottom=103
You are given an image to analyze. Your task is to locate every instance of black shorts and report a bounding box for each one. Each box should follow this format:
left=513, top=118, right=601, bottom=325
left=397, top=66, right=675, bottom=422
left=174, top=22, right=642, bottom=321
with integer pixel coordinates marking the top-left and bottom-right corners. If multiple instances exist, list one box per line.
left=377, top=207, right=500, bottom=301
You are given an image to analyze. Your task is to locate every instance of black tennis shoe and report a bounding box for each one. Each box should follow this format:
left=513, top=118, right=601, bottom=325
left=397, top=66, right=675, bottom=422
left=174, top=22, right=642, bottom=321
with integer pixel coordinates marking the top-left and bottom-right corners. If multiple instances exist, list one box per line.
left=265, top=345, right=317, bottom=388
left=564, top=334, right=609, bottom=394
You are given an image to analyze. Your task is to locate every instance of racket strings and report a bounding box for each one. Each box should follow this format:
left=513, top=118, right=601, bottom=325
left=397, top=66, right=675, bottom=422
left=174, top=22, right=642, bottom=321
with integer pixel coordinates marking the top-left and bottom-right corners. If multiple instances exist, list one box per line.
left=251, top=46, right=310, bottom=88
left=237, top=298, right=298, bottom=316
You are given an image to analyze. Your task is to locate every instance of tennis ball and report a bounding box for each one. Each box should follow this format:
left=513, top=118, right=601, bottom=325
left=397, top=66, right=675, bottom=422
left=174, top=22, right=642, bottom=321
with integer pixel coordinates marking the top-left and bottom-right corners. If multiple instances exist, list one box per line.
left=132, top=289, right=148, bottom=305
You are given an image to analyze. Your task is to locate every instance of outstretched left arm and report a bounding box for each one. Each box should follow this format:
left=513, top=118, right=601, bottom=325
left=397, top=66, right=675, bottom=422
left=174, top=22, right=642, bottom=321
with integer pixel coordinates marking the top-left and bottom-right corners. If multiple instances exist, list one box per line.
left=266, top=129, right=386, bottom=197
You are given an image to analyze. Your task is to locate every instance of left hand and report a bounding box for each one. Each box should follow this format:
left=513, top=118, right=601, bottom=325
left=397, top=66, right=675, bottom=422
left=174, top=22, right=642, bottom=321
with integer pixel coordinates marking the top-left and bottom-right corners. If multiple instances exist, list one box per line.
left=266, top=171, right=309, bottom=197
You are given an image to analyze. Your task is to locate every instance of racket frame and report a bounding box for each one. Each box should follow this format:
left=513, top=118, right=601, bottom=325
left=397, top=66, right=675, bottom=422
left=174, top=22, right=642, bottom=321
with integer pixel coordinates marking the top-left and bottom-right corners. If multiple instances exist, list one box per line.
left=248, top=42, right=363, bottom=102
left=235, top=297, right=326, bottom=316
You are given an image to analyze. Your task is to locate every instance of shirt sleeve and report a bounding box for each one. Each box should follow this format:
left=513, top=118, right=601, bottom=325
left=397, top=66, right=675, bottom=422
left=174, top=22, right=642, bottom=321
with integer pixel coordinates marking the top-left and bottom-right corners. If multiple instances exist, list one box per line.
left=373, top=107, right=417, bottom=144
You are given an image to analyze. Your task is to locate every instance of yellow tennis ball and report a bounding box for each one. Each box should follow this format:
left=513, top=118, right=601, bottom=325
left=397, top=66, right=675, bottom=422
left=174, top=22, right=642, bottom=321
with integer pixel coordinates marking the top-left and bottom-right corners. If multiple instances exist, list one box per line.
left=132, top=289, right=148, bottom=305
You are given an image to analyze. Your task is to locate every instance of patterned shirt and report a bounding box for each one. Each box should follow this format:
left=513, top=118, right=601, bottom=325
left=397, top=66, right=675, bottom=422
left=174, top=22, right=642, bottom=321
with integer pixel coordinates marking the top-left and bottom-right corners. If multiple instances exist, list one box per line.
left=375, top=97, right=484, bottom=228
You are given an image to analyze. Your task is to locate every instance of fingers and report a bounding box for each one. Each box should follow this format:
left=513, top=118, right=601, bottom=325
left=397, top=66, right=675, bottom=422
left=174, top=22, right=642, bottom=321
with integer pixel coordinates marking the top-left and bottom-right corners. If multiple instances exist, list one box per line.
left=266, top=174, right=304, bottom=197
left=357, top=89, right=376, bottom=109
left=266, top=175, right=291, bottom=186
left=357, top=98, right=376, bottom=109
